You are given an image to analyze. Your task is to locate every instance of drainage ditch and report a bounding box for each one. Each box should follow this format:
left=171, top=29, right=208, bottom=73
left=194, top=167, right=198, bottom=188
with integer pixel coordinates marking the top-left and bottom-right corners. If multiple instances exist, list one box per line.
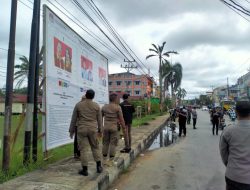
left=147, top=122, right=179, bottom=151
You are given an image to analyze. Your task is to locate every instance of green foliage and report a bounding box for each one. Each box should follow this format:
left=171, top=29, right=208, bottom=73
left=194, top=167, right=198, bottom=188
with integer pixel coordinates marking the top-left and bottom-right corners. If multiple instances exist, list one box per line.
left=199, top=95, right=212, bottom=105
left=132, top=112, right=162, bottom=127
left=13, top=87, right=27, bottom=94
left=163, top=98, right=173, bottom=110
left=130, top=98, right=161, bottom=116
left=0, top=114, right=73, bottom=183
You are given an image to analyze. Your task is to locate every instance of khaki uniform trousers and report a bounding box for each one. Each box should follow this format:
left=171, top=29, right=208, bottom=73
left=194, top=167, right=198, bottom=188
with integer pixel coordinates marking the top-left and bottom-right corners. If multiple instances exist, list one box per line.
left=102, top=128, right=119, bottom=157
left=77, top=130, right=101, bottom=166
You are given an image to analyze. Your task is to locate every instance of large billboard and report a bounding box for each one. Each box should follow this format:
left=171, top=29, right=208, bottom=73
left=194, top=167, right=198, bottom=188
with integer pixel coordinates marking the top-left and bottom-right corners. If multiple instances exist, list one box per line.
left=43, top=6, right=109, bottom=150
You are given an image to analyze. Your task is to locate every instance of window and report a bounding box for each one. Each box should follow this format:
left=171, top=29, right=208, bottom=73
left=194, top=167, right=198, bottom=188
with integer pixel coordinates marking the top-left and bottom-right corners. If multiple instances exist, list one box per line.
left=135, top=81, right=140, bottom=85
left=126, top=81, right=131, bottom=86
left=116, top=81, right=122, bottom=85
left=135, top=90, right=140, bottom=95
left=109, top=81, right=112, bottom=86
left=126, top=91, right=131, bottom=95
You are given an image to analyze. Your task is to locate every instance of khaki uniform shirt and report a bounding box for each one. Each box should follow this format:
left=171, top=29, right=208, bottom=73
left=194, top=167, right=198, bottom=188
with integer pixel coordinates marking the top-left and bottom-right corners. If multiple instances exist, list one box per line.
left=102, top=103, right=125, bottom=129
left=69, top=99, right=102, bottom=133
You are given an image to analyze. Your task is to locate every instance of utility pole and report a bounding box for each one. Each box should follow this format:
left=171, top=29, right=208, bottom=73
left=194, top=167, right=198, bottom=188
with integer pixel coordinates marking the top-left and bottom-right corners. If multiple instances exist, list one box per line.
left=23, top=0, right=40, bottom=165
left=121, top=59, right=137, bottom=73
left=2, top=0, right=18, bottom=171
left=32, top=0, right=41, bottom=162
left=121, top=59, right=137, bottom=93
left=227, top=77, right=230, bottom=99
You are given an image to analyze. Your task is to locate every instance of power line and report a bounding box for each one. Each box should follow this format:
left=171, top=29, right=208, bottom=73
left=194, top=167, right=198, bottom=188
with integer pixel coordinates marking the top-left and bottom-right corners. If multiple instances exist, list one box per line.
left=47, top=0, right=133, bottom=70
left=71, top=0, right=131, bottom=61
left=70, top=0, right=156, bottom=81
left=228, top=0, right=250, bottom=14
left=0, top=47, right=25, bottom=57
left=221, top=0, right=250, bottom=17
left=52, top=0, right=123, bottom=59
left=220, top=0, right=250, bottom=21
left=85, top=0, right=158, bottom=78
left=46, top=0, right=156, bottom=83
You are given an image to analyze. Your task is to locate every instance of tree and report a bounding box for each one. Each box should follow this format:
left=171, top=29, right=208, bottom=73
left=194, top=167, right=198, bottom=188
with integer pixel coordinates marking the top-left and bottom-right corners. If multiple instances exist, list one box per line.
left=146, top=42, right=177, bottom=112
left=14, top=47, right=44, bottom=89
left=162, top=60, right=183, bottom=103
left=176, top=87, right=187, bottom=105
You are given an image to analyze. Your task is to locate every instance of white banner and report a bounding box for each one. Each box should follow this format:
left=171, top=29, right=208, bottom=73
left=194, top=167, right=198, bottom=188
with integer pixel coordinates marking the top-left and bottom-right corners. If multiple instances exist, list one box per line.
left=43, top=6, right=109, bottom=150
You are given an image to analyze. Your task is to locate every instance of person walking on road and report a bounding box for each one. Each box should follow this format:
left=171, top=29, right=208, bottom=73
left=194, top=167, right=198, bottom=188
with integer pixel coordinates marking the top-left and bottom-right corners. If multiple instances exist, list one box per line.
left=178, top=107, right=187, bottom=137
left=192, top=107, right=198, bottom=129
left=120, top=94, right=135, bottom=153
left=219, top=101, right=250, bottom=190
left=211, top=107, right=220, bottom=135
left=102, top=93, right=126, bottom=163
left=69, top=89, right=103, bottom=176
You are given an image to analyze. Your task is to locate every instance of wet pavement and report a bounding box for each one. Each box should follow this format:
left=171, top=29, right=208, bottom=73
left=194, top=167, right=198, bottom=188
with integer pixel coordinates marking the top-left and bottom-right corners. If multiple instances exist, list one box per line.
left=109, top=110, right=227, bottom=190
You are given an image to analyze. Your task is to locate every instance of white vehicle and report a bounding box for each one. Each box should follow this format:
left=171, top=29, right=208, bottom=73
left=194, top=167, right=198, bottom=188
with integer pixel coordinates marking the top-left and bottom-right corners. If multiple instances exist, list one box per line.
left=202, top=106, right=208, bottom=111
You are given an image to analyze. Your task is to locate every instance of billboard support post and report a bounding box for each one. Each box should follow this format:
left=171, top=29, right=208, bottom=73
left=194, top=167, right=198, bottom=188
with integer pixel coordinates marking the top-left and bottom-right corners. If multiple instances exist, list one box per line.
left=32, top=0, right=41, bottom=163
left=2, top=0, right=18, bottom=171
left=23, top=0, right=40, bottom=165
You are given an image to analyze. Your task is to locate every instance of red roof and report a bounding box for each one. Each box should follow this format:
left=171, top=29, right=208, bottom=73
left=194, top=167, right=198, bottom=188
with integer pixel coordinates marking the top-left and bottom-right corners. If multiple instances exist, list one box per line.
left=0, top=94, right=42, bottom=103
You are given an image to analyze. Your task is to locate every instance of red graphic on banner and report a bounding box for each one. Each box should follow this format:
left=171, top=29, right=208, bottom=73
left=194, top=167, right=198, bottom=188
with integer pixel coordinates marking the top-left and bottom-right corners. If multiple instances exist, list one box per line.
left=81, top=56, right=93, bottom=81
left=99, top=67, right=106, bottom=87
left=54, top=37, right=72, bottom=72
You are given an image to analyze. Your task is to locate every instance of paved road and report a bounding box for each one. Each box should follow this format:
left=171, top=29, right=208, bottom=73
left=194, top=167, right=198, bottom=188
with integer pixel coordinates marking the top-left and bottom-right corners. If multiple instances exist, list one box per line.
left=109, top=110, right=227, bottom=190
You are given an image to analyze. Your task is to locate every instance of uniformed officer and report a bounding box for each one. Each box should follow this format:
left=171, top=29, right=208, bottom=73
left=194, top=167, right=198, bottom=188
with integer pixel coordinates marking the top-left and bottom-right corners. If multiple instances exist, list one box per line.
left=73, top=95, right=86, bottom=159
left=69, top=89, right=103, bottom=176
left=120, top=94, right=135, bottom=153
left=102, top=93, right=126, bottom=162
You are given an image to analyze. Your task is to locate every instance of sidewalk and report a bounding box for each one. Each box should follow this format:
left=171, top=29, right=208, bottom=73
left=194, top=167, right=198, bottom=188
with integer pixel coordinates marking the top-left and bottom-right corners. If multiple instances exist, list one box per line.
left=0, top=115, right=168, bottom=190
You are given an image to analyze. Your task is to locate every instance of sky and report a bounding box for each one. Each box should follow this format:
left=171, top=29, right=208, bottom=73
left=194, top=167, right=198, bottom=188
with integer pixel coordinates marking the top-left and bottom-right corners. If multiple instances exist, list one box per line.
left=1, top=0, right=250, bottom=99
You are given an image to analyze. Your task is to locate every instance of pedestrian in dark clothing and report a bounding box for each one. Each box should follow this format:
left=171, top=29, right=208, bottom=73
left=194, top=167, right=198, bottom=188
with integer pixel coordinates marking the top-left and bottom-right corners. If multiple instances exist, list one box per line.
left=220, top=101, right=250, bottom=190
left=74, top=127, right=80, bottom=158
left=192, top=107, right=198, bottom=129
left=212, top=108, right=220, bottom=135
left=120, top=94, right=135, bottom=153
left=186, top=107, right=191, bottom=124
left=178, top=108, right=187, bottom=137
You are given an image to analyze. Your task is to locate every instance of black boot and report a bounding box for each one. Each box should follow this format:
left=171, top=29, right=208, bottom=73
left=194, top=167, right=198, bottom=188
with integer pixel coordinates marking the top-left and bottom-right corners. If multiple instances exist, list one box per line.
left=96, top=161, right=103, bottom=173
left=79, top=166, right=88, bottom=176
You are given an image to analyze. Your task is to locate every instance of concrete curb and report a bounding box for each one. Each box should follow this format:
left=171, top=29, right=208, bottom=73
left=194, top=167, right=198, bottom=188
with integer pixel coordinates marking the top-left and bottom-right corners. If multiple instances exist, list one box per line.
left=87, top=118, right=169, bottom=190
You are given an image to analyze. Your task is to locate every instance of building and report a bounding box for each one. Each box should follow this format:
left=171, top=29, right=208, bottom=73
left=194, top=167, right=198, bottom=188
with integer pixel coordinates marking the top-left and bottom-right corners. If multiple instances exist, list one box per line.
left=108, top=72, right=154, bottom=98
left=212, top=85, right=227, bottom=103
left=237, top=71, right=250, bottom=100
left=0, top=94, right=42, bottom=114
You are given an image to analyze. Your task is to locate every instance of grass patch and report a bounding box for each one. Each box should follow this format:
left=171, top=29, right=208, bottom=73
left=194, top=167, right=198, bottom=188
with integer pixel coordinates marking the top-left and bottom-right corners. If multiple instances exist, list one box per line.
left=0, top=114, right=73, bottom=184
left=132, top=112, right=162, bottom=127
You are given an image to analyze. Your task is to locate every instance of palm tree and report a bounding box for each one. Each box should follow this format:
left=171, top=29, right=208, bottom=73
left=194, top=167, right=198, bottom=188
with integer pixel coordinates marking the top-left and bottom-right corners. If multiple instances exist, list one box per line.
left=14, top=56, right=29, bottom=88
left=176, top=87, right=187, bottom=105
left=162, top=61, right=183, bottom=107
left=146, top=42, right=178, bottom=111
left=14, top=47, right=44, bottom=89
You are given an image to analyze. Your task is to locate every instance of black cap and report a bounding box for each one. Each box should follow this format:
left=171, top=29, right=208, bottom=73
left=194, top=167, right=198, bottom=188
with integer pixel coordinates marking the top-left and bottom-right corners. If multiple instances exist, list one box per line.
left=85, top=89, right=95, bottom=99
left=123, top=94, right=129, bottom=100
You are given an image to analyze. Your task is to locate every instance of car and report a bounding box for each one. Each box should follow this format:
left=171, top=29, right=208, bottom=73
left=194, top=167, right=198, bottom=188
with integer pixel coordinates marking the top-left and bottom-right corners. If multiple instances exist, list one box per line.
left=202, top=106, right=208, bottom=111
